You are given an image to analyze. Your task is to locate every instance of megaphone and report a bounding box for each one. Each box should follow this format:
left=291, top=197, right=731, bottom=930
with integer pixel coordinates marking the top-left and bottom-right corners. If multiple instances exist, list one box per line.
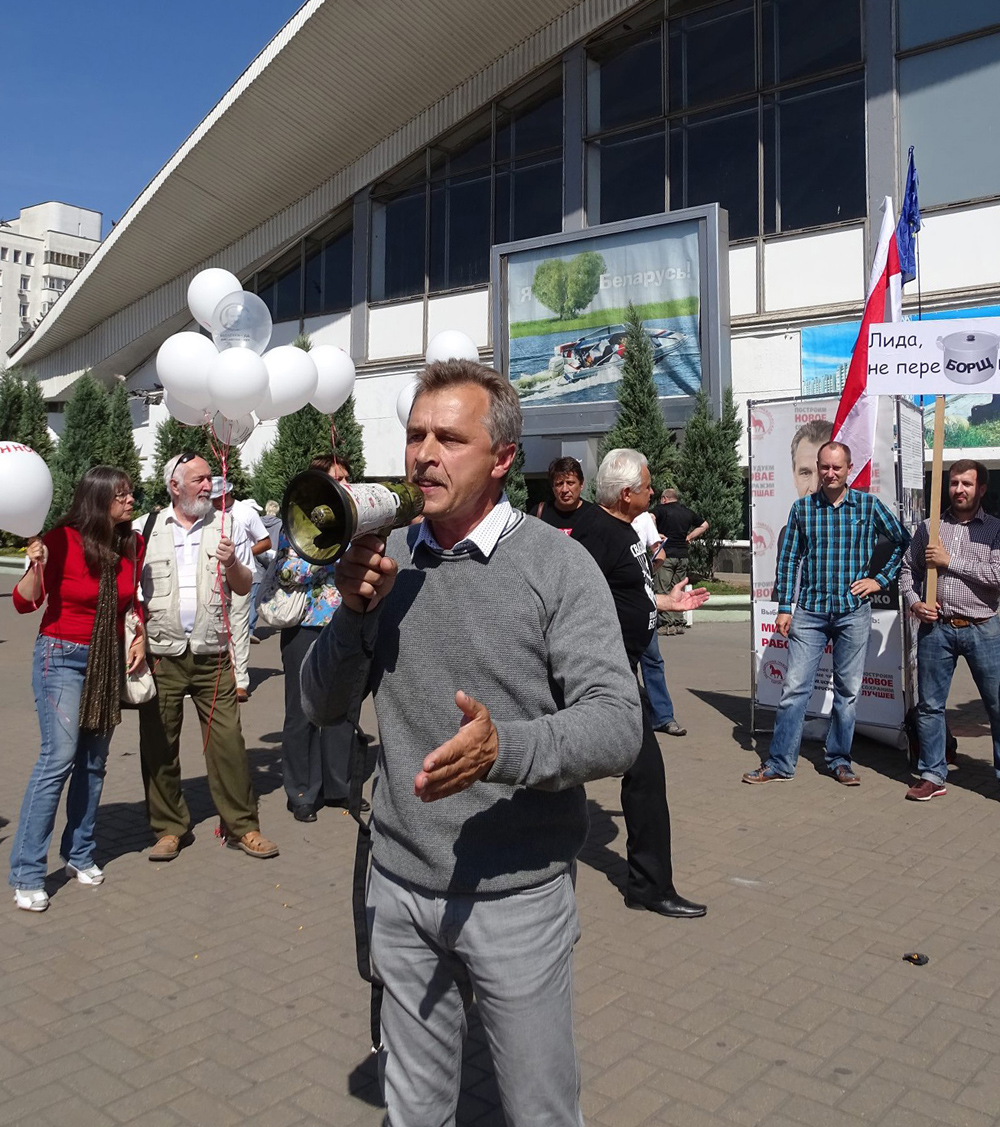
left=281, top=470, right=425, bottom=564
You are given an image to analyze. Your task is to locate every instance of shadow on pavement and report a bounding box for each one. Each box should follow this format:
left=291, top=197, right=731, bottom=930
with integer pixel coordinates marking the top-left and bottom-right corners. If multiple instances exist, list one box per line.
left=93, top=746, right=284, bottom=864
left=578, top=798, right=626, bottom=895
left=688, top=688, right=756, bottom=751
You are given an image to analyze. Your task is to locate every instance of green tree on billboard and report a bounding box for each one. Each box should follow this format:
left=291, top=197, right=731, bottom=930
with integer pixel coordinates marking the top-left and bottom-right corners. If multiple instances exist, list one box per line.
left=531, top=252, right=606, bottom=321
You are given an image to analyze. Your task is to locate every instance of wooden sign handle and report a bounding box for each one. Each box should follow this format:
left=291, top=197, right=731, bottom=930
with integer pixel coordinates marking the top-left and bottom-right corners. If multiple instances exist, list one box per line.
left=925, top=395, right=945, bottom=607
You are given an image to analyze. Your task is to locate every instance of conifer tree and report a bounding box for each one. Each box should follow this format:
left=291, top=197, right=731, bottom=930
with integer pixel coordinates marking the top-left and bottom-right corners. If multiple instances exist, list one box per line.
left=0, top=370, right=25, bottom=441
left=331, top=395, right=366, bottom=480
left=597, top=303, right=677, bottom=495
left=50, top=373, right=109, bottom=520
left=505, top=443, right=528, bottom=511
left=99, top=382, right=142, bottom=489
left=676, top=386, right=743, bottom=578
left=251, top=405, right=331, bottom=505
left=144, top=415, right=251, bottom=509
left=17, top=374, right=54, bottom=463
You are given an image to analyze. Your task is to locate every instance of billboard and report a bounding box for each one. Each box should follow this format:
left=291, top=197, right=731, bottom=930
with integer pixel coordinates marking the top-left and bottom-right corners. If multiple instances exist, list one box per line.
left=492, top=206, right=731, bottom=432
left=748, top=395, right=914, bottom=731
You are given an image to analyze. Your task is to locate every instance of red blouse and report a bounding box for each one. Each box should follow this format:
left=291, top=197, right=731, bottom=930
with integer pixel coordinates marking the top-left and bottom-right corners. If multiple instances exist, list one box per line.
left=12, top=527, right=145, bottom=644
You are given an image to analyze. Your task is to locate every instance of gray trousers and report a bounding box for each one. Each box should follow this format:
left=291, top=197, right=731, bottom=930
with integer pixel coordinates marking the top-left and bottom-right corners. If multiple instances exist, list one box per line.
left=367, top=863, right=584, bottom=1127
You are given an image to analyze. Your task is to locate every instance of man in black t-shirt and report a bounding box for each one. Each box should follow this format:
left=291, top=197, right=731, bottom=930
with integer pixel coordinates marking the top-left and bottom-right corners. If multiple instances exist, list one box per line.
left=653, top=489, right=709, bottom=634
left=574, top=448, right=709, bottom=920
left=535, top=456, right=598, bottom=536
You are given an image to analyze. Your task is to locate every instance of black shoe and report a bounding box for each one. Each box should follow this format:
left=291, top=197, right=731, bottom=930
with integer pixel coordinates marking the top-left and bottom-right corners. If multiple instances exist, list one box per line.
left=287, top=800, right=317, bottom=822
left=326, top=797, right=371, bottom=813
left=624, top=892, right=707, bottom=918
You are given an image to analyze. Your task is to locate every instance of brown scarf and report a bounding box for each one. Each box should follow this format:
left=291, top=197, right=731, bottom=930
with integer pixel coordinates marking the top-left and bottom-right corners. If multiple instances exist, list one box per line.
left=79, top=557, right=122, bottom=732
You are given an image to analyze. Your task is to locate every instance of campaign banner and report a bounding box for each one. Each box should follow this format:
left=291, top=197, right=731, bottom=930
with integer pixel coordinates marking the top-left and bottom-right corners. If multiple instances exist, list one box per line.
left=749, top=394, right=906, bottom=730
left=867, top=317, right=1000, bottom=396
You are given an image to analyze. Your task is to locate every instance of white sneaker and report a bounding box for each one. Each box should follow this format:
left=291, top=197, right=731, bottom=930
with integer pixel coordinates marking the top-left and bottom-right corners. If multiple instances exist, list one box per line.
left=14, top=889, right=49, bottom=912
left=66, top=863, right=104, bottom=886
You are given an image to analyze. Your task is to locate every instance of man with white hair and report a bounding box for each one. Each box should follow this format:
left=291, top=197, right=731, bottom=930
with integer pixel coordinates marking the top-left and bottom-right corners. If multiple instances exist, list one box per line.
left=137, top=452, right=279, bottom=862
left=573, top=448, right=709, bottom=918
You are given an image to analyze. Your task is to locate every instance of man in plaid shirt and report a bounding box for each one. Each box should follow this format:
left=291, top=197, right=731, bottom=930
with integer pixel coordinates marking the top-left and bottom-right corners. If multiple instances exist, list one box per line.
left=900, top=459, right=1000, bottom=801
left=744, top=441, right=909, bottom=786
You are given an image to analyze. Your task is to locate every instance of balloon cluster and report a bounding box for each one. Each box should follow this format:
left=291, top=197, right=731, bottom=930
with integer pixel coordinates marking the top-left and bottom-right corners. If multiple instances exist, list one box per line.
left=156, top=269, right=357, bottom=444
left=394, top=330, right=480, bottom=428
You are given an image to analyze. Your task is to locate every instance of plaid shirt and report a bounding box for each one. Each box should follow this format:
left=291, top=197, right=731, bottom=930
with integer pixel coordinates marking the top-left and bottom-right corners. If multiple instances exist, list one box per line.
left=900, top=508, right=1000, bottom=619
left=775, top=488, right=910, bottom=615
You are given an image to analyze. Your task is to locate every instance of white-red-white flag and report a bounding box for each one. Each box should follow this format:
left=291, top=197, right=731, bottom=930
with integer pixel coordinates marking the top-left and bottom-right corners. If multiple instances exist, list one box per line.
left=832, top=196, right=903, bottom=490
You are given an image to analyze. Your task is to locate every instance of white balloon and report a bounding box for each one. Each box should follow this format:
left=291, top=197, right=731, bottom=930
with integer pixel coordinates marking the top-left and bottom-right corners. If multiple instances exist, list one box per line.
left=0, top=443, right=52, bottom=537
left=425, top=330, right=479, bottom=365
left=309, top=345, right=356, bottom=414
left=396, top=380, right=420, bottom=428
left=188, top=268, right=241, bottom=331
left=206, top=349, right=269, bottom=418
left=256, top=346, right=319, bottom=420
left=156, top=332, right=217, bottom=409
left=210, top=291, right=272, bottom=355
left=164, top=392, right=209, bottom=426
left=211, top=412, right=256, bottom=446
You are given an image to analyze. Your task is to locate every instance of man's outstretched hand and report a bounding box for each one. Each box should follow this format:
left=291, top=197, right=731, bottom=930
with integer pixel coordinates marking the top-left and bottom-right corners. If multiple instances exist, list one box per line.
left=414, top=691, right=499, bottom=803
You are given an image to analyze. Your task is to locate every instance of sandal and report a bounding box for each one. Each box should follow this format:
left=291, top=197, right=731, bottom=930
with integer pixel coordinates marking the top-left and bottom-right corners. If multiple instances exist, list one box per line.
left=226, top=830, right=280, bottom=859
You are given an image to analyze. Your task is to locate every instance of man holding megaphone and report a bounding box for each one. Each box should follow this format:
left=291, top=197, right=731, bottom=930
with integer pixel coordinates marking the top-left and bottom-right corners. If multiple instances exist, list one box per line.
left=301, top=359, right=641, bottom=1126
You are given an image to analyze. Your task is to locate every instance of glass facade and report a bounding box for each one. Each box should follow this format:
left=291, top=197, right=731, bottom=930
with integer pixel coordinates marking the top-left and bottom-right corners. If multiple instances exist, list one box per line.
left=249, top=219, right=353, bottom=323
left=898, top=8, right=1000, bottom=209
left=370, top=78, right=564, bottom=301
left=586, top=0, right=865, bottom=239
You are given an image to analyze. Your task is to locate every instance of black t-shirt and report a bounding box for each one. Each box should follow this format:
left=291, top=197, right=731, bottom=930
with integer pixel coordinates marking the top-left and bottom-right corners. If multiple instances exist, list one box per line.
left=536, top=499, right=597, bottom=537
left=654, top=502, right=704, bottom=557
left=572, top=506, right=656, bottom=667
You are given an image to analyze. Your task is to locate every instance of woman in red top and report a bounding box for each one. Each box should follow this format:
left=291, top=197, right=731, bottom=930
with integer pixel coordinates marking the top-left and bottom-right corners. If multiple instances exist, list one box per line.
left=8, top=466, right=146, bottom=912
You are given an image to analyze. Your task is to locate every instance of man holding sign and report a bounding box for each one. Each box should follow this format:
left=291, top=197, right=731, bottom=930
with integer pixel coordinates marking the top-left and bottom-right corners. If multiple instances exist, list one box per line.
left=744, top=441, right=909, bottom=786
left=900, top=460, right=1000, bottom=801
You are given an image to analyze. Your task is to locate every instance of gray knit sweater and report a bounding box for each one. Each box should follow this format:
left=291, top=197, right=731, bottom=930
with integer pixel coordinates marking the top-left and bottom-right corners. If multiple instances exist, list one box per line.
left=300, top=513, right=641, bottom=894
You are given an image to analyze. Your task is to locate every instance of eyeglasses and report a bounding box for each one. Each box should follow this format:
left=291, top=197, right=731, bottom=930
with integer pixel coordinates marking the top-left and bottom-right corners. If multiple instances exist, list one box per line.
left=114, top=491, right=134, bottom=502
left=176, top=450, right=198, bottom=466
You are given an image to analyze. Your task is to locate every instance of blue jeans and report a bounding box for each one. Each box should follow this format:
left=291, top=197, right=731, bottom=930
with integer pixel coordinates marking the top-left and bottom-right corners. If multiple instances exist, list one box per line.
left=765, top=604, right=871, bottom=778
left=916, top=617, right=1000, bottom=786
left=639, top=632, right=675, bottom=727
left=8, top=637, right=113, bottom=890
left=249, top=579, right=261, bottom=635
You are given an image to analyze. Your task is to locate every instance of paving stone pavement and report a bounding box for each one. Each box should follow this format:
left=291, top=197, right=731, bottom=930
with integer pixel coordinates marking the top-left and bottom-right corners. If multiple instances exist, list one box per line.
left=1, top=576, right=999, bottom=1126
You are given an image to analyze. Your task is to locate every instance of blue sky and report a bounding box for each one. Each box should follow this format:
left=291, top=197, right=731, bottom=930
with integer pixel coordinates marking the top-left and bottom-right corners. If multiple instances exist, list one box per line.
left=0, top=1, right=304, bottom=238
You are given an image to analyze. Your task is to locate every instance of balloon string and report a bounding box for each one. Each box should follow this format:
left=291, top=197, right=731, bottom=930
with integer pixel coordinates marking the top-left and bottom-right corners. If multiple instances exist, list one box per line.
left=203, top=420, right=237, bottom=758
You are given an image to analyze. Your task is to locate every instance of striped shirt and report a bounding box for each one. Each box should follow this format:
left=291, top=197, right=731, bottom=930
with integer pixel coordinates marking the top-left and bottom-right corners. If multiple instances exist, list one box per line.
left=775, top=488, right=910, bottom=615
left=900, top=509, right=1000, bottom=619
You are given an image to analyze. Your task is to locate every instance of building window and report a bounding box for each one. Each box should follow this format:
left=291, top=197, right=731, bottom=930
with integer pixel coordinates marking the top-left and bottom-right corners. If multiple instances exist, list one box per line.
left=43, top=250, right=87, bottom=269
left=19, top=303, right=29, bottom=318
left=249, top=216, right=353, bottom=323
left=12, top=250, right=20, bottom=263
left=20, top=276, right=29, bottom=291
left=898, top=25, right=1000, bottom=208
left=898, top=0, right=999, bottom=50
left=370, top=75, right=564, bottom=302
left=24, top=252, right=33, bottom=266
left=585, top=0, right=865, bottom=240
left=0, top=247, right=6, bottom=261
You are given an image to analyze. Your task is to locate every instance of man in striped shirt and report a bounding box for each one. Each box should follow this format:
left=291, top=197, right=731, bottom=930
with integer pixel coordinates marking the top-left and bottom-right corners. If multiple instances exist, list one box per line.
left=744, top=441, right=909, bottom=786
left=900, top=459, right=1000, bottom=801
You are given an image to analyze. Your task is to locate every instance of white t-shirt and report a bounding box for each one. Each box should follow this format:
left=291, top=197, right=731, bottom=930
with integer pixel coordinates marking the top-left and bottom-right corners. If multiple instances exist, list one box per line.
left=222, top=500, right=262, bottom=568
left=166, top=507, right=206, bottom=635
left=632, top=511, right=662, bottom=553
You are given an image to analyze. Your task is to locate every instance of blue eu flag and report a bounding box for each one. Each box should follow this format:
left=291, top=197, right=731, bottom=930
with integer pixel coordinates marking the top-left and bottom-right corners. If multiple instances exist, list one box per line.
left=896, top=147, right=921, bottom=285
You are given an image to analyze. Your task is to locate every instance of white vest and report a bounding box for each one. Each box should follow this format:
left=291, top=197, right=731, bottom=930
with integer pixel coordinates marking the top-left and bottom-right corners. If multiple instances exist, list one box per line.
left=141, top=508, right=236, bottom=656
